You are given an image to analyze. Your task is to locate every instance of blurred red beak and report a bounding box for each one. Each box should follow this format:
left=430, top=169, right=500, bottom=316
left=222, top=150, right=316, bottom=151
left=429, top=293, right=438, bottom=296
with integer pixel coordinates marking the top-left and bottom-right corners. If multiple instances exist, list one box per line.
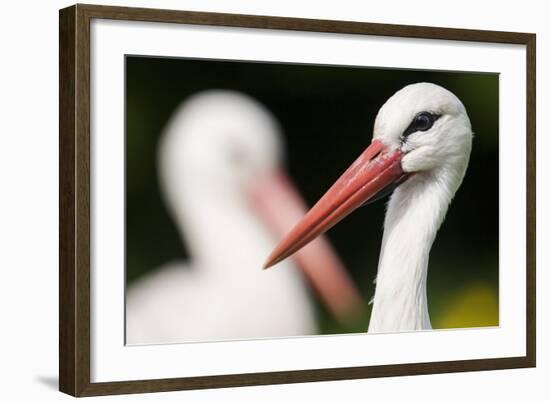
left=263, top=139, right=407, bottom=269
left=248, top=168, right=363, bottom=323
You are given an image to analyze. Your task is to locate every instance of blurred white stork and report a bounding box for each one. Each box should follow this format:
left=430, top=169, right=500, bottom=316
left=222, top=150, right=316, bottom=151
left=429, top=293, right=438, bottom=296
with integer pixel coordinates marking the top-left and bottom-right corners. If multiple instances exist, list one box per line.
left=265, top=83, right=473, bottom=333
left=126, top=90, right=362, bottom=344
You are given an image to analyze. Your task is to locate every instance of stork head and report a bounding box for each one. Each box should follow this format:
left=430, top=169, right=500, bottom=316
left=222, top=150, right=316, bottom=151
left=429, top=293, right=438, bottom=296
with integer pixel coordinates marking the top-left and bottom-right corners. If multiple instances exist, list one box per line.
left=264, top=82, right=473, bottom=268
left=159, top=90, right=283, bottom=203
left=374, top=82, right=472, bottom=175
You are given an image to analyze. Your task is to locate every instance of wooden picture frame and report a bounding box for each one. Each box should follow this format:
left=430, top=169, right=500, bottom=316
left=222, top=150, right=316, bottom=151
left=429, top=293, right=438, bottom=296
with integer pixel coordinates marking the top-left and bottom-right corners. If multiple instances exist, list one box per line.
left=59, top=3, right=536, bottom=397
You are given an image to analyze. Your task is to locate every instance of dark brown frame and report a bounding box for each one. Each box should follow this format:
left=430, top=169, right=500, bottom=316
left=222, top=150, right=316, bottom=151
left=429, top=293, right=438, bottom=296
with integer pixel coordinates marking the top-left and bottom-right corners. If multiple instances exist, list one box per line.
left=59, top=3, right=536, bottom=397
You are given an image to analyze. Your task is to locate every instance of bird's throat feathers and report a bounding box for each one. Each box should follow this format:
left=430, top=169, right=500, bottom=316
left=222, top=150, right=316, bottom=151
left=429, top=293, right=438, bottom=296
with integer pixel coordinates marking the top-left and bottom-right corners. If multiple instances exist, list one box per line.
left=368, top=168, right=462, bottom=332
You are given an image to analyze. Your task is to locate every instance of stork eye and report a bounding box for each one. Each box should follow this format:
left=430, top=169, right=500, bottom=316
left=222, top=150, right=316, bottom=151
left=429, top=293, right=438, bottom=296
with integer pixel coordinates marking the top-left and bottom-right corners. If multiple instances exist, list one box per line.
left=402, top=112, right=440, bottom=139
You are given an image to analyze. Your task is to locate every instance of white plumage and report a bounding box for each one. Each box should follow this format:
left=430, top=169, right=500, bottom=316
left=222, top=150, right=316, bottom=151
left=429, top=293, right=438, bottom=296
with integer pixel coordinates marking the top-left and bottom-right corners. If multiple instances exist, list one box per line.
left=126, top=90, right=361, bottom=344
left=368, top=83, right=472, bottom=332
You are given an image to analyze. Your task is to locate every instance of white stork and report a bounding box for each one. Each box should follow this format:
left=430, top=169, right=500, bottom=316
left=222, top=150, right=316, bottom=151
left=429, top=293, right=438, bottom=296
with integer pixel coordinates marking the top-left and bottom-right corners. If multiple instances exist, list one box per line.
left=264, top=83, right=473, bottom=333
left=126, top=90, right=362, bottom=344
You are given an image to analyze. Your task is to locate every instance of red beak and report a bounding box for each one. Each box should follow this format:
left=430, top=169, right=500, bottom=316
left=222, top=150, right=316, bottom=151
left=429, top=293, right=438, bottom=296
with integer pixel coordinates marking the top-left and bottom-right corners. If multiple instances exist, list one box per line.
left=264, top=139, right=407, bottom=269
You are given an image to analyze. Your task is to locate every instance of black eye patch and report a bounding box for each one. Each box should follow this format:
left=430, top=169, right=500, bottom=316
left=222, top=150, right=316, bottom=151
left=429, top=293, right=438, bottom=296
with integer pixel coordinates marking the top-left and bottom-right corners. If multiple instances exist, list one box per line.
left=402, top=111, right=441, bottom=139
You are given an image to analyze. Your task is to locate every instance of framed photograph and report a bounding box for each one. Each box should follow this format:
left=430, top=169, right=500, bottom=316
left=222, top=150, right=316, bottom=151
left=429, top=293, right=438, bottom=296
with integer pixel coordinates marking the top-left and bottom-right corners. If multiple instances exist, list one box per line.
left=59, top=4, right=536, bottom=397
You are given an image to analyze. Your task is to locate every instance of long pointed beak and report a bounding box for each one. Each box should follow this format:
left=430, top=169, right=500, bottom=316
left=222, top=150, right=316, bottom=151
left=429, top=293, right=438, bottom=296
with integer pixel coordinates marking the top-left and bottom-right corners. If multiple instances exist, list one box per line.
left=248, top=169, right=363, bottom=322
left=264, top=139, right=406, bottom=269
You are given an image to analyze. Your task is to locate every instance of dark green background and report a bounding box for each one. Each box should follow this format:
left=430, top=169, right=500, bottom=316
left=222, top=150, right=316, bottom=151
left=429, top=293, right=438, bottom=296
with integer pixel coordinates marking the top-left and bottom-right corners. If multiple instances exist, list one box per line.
left=126, top=56, right=499, bottom=333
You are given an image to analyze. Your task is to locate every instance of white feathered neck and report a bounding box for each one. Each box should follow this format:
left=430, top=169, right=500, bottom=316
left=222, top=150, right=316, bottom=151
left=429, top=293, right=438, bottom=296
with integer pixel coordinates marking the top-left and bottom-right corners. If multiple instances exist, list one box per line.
left=368, top=161, right=468, bottom=332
